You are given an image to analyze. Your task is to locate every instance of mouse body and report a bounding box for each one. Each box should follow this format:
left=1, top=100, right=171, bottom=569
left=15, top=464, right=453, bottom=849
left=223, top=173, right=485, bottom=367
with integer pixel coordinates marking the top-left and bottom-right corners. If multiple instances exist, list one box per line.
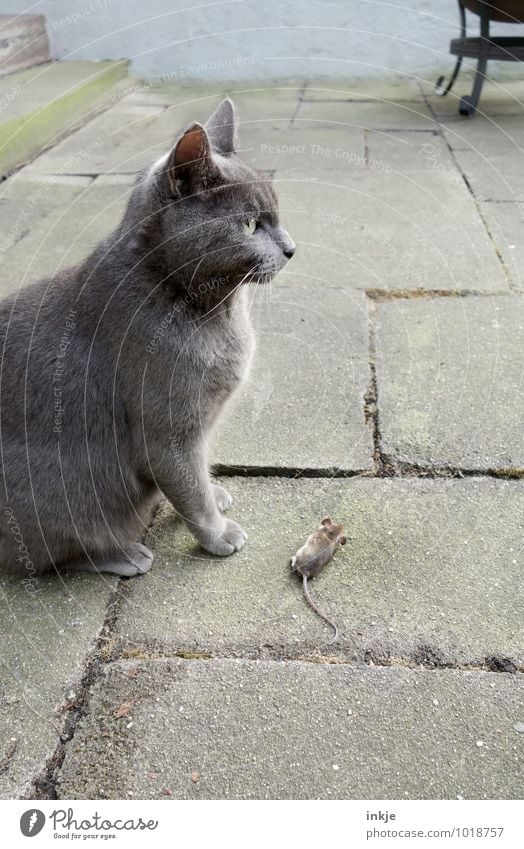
left=290, top=517, right=346, bottom=644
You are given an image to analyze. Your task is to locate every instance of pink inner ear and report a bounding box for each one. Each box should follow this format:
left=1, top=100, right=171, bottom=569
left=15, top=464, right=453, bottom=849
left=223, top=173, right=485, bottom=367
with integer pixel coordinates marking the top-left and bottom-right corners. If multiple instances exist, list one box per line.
left=175, top=126, right=207, bottom=168
left=321, top=517, right=332, bottom=527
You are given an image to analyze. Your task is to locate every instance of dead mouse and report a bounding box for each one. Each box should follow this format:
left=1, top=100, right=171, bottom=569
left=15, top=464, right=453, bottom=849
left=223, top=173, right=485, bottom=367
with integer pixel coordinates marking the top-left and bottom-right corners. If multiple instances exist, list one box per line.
left=290, top=517, right=346, bottom=644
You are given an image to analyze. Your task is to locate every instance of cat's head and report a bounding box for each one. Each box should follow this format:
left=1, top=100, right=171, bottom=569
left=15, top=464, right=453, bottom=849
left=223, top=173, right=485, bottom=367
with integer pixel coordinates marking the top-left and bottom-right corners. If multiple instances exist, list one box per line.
left=138, top=98, right=295, bottom=296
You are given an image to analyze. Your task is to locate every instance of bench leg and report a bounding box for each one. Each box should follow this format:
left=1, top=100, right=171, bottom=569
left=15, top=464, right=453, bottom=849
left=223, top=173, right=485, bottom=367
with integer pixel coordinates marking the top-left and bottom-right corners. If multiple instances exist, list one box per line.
left=459, top=0, right=490, bottom=116
left=436, top=0, right=466, bottom=95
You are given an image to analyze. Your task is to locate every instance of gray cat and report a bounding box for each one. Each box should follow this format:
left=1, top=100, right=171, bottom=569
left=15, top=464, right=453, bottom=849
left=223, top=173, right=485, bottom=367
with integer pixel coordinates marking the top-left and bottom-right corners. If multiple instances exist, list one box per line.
left=0, top=98, right=295, bottom=577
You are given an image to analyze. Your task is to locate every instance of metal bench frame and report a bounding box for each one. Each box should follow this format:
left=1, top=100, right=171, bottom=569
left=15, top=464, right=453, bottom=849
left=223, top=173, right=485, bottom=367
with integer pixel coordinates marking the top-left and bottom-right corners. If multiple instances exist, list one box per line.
left=436, top=0, right=524, bottom=115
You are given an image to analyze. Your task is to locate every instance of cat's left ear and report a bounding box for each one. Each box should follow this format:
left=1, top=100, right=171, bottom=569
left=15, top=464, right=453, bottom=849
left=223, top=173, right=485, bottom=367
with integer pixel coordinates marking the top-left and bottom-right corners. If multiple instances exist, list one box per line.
left=205, top=97, right=237, bottom=155
left=165, top=122, right=217, bottom=194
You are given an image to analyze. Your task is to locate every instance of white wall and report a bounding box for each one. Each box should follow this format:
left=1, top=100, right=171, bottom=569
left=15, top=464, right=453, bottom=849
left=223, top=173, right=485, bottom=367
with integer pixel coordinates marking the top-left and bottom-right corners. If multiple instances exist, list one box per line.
left=4, top=0, right=521, bottom=81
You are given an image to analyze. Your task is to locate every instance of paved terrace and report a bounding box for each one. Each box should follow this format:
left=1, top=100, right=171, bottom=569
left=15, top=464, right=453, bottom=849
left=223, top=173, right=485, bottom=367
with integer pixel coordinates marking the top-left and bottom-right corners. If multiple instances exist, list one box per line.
left=0, top=73, right=523, bottom=799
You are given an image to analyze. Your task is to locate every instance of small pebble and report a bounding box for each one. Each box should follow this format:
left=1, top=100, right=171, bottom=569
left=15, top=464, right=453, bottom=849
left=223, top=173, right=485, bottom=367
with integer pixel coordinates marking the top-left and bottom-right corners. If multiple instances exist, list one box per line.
left=433, top=699, right=439, bottom=706
left=332, top=764, right=339, bottom=771
left=513, top=722, right=524, bottom=734
left=476, top=740, right=484, bottom=748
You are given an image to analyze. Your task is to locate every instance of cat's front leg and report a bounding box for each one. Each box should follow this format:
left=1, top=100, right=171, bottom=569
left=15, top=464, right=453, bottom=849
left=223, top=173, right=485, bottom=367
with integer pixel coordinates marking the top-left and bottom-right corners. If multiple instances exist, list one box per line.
left=152, top=444, right=246, bottom=556
left=211, top=482, right=233, bottom=512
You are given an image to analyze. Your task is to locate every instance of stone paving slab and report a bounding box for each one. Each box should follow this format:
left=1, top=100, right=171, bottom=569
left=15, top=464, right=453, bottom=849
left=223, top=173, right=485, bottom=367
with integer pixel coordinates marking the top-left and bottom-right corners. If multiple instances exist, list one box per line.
left=56, top=658, right=524, bottom=799
left=376, top=296, right=524, bottom=470
left=366, top=129, right=448, bottom=173
left=294, top=98, right=436, bottom=131
left=423, top=76, right=524, bottom=119
left=439, top=115, right=524, bottom=154
left=0, top=572, right=116, bottom=798
left=480, top=201, right=524, bottom=291
left=127, top=83, right=303, bottom=124
left=115, top=477, right=524, bottom=665
left=23, top=103, right=171, bottom=176
left=274, top=173, right=507, bottom=292
left=0, top=177, right=131, bottom=295
left=238, top=124, right=365, bottom=174
left=302, top=77, right=423, bottom=103
left=0, top=61, right=129, bottom=178
left=452, top=150, right=523, bottom=202
left=215, top=286, right=373, bottom=470
left=0, top=175, right=88, bottom=263
left=434, top=115, right=524, bottom=202
left=24, top=89, right=298, bottom=178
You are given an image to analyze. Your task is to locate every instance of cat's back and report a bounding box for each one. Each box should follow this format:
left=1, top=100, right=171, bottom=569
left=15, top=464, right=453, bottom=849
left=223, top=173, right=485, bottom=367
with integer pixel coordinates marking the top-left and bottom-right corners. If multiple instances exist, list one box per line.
left=0, top=272, right=72, bottom=350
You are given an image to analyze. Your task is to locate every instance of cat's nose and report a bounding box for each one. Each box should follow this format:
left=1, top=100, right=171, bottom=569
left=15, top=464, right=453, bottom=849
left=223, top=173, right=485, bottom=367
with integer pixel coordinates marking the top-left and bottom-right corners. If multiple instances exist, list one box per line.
left=278, top=226, right=296, bottom=260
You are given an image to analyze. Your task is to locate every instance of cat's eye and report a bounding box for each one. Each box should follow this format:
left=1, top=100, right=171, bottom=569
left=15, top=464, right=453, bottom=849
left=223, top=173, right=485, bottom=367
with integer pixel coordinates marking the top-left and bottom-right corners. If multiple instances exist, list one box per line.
left=243, top=218, right=258, bottom=235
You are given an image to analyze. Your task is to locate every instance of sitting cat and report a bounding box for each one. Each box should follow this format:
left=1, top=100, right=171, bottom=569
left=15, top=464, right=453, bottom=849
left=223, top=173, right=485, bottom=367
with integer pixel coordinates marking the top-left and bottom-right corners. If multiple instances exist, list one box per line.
left=0, top=98, right=295, bottom=576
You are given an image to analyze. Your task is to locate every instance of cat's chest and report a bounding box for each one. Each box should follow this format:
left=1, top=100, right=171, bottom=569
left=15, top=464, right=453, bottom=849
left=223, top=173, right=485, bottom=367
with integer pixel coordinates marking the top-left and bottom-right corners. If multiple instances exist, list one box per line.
left=197, top=315, right=254, bottom=393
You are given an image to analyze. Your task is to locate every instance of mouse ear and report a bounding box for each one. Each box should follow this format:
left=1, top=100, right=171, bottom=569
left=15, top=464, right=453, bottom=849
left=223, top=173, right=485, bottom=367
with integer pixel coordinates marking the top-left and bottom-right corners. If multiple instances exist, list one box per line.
left=321, top=517, right=333, bottom=527
left=339, top=534, right=347, bottom=545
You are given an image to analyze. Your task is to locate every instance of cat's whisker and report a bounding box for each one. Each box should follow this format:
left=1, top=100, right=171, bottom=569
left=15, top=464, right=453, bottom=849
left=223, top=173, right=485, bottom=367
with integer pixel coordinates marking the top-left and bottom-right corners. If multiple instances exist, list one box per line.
left=197, top=263, right=258, bottom=323
left=247, top=278, right=262, bottom=323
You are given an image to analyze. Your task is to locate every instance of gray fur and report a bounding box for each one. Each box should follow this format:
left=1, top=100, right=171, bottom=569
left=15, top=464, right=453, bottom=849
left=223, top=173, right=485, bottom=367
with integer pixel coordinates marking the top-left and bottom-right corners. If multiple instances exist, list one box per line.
left=0, top=98, right=295, bottom=576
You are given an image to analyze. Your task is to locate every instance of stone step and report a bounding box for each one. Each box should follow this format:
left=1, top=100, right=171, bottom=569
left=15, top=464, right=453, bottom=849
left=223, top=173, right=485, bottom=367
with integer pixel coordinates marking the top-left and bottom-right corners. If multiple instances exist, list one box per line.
left=115, top=477, right=524, bottom=667
left=0, top=14, right=50, bottom=77
left=0, top=59, right=130, bottom=178
left=56, top=658, right=523, bottom=799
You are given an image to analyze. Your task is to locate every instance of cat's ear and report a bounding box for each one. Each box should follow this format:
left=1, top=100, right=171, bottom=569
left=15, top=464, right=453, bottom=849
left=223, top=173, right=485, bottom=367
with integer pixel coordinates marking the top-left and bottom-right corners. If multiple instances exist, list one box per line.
left=321, top=517, right=333, bottom=528
left=205, top=97, right=237, bottom=155
left=165, top=122, right=216, bottom=194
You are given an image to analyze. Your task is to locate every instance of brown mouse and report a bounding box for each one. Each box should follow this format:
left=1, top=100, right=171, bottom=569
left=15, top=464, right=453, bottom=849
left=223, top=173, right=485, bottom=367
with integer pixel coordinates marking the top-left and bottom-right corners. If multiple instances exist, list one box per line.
left=290, top=517, right=346, bottom=644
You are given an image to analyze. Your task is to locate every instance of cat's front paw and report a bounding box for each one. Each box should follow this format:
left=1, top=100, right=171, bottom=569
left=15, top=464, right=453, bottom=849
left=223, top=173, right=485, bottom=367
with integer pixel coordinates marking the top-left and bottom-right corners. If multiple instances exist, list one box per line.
left=211, top=483, right=233, bottom=512
left=199, top=518, right=247, bottom=556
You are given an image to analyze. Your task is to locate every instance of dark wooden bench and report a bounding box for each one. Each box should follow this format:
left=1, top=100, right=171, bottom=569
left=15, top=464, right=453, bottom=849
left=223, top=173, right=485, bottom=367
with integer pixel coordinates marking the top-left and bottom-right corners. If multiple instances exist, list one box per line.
left=436, top=0, right=524, bottom=115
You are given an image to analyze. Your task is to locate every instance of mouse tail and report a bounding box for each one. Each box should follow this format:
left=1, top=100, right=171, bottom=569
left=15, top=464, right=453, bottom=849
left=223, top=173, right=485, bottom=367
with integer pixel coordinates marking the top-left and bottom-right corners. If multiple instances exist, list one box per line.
left=302, top=573, right=339, bottom=645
